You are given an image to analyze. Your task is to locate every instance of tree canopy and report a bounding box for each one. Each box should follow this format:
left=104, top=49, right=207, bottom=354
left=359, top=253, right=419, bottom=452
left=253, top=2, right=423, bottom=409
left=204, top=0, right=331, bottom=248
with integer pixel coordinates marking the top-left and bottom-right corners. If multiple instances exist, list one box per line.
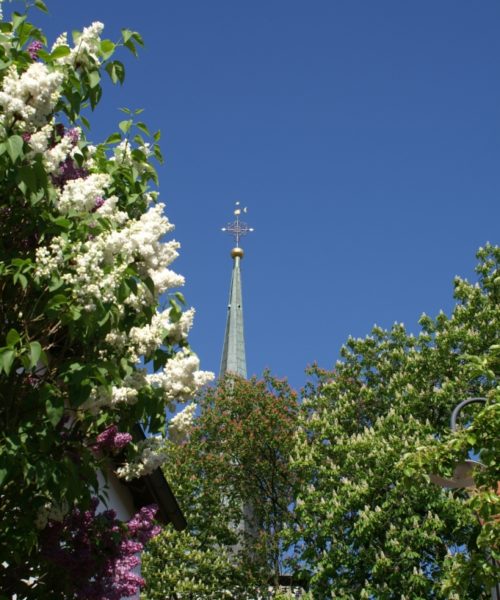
left=291, top=244, right=499, bottom=598
left=142, top=372, right=301, bottom=599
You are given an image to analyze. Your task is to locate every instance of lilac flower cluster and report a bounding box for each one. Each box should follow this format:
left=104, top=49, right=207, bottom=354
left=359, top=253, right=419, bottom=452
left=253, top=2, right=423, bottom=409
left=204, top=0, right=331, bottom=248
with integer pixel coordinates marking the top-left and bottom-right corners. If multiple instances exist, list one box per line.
left=40, top=498, right=161, bottom=599
left=51, top=156, right=88, bottom=188
left=65, top=127, right=81, bottom=145
left=27, top=40, right=43, bottom=60
left=94, top=424, right=132, bottom=452
left=48, top=124, right=88, bottom=187
left=127, top=505, right=162, bottom=545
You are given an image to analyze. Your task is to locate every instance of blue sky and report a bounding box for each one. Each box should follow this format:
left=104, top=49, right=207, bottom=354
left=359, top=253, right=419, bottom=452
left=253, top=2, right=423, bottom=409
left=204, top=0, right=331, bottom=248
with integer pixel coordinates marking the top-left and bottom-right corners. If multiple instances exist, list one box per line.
left=11, top=1, right=500, bottom=391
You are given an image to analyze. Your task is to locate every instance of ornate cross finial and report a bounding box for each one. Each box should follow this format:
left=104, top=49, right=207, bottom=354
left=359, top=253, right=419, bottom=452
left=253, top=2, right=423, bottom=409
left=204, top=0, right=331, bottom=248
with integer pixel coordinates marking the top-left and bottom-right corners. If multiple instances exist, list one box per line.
left=221, top=202, right=254, bottom=248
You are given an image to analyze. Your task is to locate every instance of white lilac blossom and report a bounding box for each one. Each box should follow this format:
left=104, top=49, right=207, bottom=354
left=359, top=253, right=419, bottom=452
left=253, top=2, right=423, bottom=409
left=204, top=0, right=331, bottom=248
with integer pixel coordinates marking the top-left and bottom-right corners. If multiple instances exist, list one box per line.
left=116, top=437, right=166, bottom=481
left=126, top=308, right=195, bottom=359
left=147, top=348, right=214, bottom=405
left=168, top=403, right=196, bottom=444
left=82, top=349, right=212, bottom=413
left=81, top=382, right=140, bottom=412
left=27, top=123, right=54, bottom=154
left=51, top=22, right=104, bottom=68
left=103, top=203, right=184, bottom=293
left=0, top=63, right=63, bottom=129
left=56, top=173, right=111, bottom=213
left=42, top=127, right=81, bottom=174
left=34, top=237, right=66, bottom=278
left=35, top=202, right=186, bottom=308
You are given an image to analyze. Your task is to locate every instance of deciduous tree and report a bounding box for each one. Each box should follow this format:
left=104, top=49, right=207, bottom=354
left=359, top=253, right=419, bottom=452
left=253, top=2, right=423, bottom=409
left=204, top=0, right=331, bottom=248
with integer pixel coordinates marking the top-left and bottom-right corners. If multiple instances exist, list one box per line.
left=142, top=372, right=301, bottom=598
left=291, top=245, right=499, bottom=598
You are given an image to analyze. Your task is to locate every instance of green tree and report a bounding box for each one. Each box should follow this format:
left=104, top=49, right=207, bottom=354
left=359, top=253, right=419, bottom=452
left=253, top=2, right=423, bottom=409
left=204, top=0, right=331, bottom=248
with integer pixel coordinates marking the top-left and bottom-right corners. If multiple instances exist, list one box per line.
left=142, top=372, right=301, bottom=599
left=0, top=4, right=211, bottom=597
left=407, top=329, right=500, bottom=593
left=291, top=245, right=499, bottom=599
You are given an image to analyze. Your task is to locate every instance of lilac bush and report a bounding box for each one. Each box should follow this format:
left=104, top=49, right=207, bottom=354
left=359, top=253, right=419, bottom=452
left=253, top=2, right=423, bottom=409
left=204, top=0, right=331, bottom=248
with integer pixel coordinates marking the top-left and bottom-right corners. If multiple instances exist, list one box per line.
left=41, top=499, right=160, bottom=599
left=0, top=1, right=212, bottom=595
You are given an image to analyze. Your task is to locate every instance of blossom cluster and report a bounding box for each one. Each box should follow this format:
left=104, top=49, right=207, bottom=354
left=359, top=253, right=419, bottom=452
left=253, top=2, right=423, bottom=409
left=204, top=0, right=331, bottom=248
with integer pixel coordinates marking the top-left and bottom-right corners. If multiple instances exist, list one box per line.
left=40, top=498, right=160, bottom=599
left=93, top=425, right=132, bottom=453
left=34, top=202, right=184, bottom=310
left=169, top=403, right=196, bottom=444
left=116, top=437, right=166, bottom=481
left=113, top=307, right=196, bottom=362
left=147, top=347, right=214, bottom=405
left=82, top=354, right=212, bottom=415
left=51, top=21, right=104, bottom=68
left=0, top=62, right=63, bottom=130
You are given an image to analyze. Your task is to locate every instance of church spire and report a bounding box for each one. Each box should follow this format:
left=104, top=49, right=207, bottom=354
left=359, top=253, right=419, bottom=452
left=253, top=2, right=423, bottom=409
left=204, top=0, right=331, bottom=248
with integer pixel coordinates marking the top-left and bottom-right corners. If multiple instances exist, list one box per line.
left=220, top=202, right=254, bottom=378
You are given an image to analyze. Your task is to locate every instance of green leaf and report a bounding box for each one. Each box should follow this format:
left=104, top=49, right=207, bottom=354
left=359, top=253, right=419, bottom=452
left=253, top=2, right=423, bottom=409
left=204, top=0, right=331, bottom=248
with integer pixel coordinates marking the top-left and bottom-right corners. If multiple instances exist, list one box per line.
left=105, top=132, right=122, bottom=144
left=121, top=28, right=133, bottom=43
left=153, top=130, right=161, bottom=142
left=12, top=13, right=27, bottom=32
left=29, top=342, right=42, bottom=368
left=132, top=31, right=144, bottom=47
left=80, top=115, right=90, bottom=130
left=0, top=468, right=7, bottom=486
left=51, top=216, right=71, bottom=229
left=47, top=294, right=68, bottom=310
left=100, top=39, right=115, bottom=60
left=50, top=45, right=71, bottom=60
left=153, top=144, right=164, bottom=164
left=6, top=329, right=20, bottom=346
left=169, top=299, right=182, bottom=323
left=143, top=276, right=156, bottom=297
left=34, top=0, right=49, bottom=13
left=6, top=135, right=24, bottom=163
left=174, top=292, right=186, bottom=305
left=124, top=39, right=137, bottom=57
left=137, top=122, right=150, bottom=136
left=119, top=119, right=133, bottom=134
left=0, top=348, right=15, bottom=375
left=45, top=398, right=64, bottom=427
left=13, top=272, right=28, bottom=289
left=466, top=432, right=477, bottom=446
left=88, top=70, right=100, bottom=89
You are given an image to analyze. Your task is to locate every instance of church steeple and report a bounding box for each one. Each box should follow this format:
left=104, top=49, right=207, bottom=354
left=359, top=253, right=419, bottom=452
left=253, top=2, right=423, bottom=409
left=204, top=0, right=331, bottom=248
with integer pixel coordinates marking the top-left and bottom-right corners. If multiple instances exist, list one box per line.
left=220, top=203, right=253, bottom=378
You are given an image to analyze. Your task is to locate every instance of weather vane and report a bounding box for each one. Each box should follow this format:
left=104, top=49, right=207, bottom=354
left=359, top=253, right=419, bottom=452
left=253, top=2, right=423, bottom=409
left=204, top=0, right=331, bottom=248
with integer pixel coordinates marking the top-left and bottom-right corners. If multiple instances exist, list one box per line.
left=221, top=202, right=254, bottom=248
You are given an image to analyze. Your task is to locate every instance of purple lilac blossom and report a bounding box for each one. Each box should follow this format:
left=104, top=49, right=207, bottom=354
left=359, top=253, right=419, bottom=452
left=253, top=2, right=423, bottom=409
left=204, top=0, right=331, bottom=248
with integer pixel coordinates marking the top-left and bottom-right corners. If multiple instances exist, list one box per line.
left=40, top=498, right=161, bottom=599
left=94, top=425, right=132, bottom=452
left=27, top=40, right=43, bottom=60
left=65, top=127, right=80, bottom=145
left=51, top=157, right=88, bottom=188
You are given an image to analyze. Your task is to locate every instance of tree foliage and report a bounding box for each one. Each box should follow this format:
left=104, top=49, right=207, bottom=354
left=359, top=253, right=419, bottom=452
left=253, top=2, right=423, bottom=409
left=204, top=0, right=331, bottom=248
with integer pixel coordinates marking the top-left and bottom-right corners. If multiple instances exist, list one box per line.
left=291, top=245, right=499, bottom=599
left=142, top=372, right=301, bottom=599
left=0, top=4, right=211, bottom=597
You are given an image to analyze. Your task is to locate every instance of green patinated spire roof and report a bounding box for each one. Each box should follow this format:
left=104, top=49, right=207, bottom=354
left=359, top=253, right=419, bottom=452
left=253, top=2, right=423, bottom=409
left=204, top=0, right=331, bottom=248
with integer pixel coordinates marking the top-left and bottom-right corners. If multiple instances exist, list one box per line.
left=220, top=203, right=254, bottom=378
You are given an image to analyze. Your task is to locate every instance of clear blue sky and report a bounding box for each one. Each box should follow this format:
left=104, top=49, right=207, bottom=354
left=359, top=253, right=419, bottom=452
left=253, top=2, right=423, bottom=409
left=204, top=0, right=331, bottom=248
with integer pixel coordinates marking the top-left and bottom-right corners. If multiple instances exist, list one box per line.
left=10, top=1, right=500, bottom=391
